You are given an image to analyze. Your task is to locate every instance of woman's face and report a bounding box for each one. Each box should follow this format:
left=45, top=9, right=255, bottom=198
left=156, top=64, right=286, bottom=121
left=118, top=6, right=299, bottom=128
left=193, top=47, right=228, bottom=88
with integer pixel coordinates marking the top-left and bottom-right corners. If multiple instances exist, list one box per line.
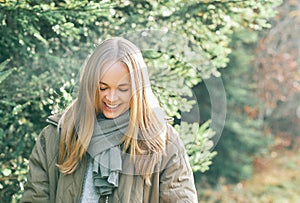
left=98, top=61, right=132, bottom=118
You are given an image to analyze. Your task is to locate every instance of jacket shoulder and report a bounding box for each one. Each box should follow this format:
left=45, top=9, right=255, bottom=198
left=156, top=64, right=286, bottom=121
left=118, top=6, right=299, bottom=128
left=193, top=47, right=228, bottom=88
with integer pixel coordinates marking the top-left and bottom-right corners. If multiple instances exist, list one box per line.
left=159, top=124, right=198, bottom=201
left=165, top=124, right=184, bottom=149
left=35, top=113, right=63, bottom=158
left=38, top=113, right=62, bottom=146
left=161, top=124, right=188, bottom=164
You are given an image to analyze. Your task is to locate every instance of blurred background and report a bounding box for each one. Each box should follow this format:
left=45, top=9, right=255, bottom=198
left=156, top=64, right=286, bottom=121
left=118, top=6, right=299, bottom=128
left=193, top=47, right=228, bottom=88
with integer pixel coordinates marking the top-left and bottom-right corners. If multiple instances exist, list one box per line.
left=1, top=0, right=299, bottom=202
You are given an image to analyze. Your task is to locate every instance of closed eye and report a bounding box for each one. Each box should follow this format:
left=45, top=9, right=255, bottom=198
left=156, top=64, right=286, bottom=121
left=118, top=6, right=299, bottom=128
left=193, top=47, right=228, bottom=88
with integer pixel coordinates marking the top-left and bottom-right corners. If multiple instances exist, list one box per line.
left=99, top=87, right=108, bottom=91
left=119, top=88, right=129, bottom=92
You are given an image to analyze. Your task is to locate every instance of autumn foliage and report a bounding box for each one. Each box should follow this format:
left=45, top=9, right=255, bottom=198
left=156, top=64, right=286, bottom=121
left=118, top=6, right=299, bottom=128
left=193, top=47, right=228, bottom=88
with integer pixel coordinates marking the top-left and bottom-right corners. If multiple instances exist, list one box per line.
left=254, top=0, right=300, bottom=110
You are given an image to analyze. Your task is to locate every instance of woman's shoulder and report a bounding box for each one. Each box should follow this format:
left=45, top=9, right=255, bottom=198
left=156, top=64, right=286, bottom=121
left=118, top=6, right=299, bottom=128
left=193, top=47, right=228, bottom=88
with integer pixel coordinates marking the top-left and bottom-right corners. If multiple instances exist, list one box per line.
left=164, top=123, right=187, bottom=154
left=40, top=113, right=62, bottom=137
left=159, top=123, right=190, bottom=173
left=165, top=124, right=182, bottom=144
left=36, top=113, right=62, bottom=151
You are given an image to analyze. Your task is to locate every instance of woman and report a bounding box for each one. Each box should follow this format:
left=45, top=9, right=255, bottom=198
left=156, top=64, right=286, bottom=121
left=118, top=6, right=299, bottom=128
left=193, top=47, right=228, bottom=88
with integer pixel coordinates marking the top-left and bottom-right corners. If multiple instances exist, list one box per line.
left=20, top=37, right=198, bottom=203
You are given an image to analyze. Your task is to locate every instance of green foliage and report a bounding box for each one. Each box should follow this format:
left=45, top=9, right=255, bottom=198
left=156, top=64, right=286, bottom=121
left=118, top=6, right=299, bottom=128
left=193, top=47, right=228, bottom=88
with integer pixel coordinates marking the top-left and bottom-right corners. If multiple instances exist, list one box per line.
left=197, top=29, right=273, bottom=184
left=175, top=121, right=217, bottom=173
left=0, top=0, right=110, bottom=64
left=144, top=51, right=202, bottom=118
left=105, top=0, right=282, bottom=76
left=0, top=60, right=15, bottom=84
left=0, top=0, right=281, bottom=202
left=209, top=117, right=270, bottom=183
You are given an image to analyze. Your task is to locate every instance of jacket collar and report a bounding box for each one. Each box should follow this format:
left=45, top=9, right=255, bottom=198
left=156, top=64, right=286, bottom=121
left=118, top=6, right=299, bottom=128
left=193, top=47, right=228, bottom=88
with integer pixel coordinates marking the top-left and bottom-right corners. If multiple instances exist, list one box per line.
left=46, top=113, right=62, bottom=127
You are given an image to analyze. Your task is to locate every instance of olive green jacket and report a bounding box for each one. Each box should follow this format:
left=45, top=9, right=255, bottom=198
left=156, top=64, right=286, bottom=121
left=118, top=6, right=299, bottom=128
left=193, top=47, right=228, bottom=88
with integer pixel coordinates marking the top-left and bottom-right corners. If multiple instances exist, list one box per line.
left=20, top=114, right=198, bottom=203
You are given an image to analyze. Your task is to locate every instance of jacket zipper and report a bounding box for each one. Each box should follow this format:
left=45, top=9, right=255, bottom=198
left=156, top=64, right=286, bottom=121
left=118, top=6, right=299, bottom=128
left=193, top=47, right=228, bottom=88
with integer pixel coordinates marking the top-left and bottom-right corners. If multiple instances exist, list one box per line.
left=105, top=195, right=109, bottom=203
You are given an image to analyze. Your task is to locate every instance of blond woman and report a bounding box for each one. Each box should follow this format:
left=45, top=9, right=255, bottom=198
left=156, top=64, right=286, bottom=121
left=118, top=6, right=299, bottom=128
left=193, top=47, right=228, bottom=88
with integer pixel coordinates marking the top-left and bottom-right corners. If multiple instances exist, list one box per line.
left=20, top=37, right=197, bottom=203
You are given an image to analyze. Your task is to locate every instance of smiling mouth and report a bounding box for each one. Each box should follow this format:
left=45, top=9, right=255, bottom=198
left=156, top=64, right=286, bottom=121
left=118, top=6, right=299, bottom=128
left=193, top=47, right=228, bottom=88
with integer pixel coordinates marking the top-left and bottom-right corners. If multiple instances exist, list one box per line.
left=104, top=102, right=120, bottom=109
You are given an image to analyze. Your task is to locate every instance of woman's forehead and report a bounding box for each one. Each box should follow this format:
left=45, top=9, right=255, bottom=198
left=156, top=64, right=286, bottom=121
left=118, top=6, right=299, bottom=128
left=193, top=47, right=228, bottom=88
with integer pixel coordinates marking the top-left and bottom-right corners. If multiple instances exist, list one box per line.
left=100, top=61, right=131, bottom=85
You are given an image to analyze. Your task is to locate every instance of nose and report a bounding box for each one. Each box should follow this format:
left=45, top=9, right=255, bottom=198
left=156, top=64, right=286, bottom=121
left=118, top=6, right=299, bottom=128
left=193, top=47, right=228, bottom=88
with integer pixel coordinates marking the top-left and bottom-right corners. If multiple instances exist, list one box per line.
left=105, top=90, right=118, bottom=103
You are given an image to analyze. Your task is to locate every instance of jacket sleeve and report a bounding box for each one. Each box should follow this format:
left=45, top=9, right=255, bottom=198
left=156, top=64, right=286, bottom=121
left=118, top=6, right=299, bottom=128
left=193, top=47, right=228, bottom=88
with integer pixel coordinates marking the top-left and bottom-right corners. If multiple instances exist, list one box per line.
left=20, top=127, right=52, bottom=203
left=159, top=125, right=198, bottom=203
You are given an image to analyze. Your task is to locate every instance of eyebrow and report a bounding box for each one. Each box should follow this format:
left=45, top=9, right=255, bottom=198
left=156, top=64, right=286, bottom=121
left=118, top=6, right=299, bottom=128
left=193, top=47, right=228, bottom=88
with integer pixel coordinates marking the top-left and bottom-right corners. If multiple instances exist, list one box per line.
left=99, top=81, right=130, bottom=87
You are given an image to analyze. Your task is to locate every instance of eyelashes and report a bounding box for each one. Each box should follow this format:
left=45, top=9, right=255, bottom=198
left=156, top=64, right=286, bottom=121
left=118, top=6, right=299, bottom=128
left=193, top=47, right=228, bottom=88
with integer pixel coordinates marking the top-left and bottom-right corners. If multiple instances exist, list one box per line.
left=119, top=89, right=129, bottom=92
left=99, top=87, right=129, bottom=92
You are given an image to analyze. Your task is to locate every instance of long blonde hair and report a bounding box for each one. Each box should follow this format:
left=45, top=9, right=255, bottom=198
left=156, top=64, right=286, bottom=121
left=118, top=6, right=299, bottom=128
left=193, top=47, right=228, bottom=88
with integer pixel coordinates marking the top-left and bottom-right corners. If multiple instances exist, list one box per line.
left=57, top=37, right=166, bottom=184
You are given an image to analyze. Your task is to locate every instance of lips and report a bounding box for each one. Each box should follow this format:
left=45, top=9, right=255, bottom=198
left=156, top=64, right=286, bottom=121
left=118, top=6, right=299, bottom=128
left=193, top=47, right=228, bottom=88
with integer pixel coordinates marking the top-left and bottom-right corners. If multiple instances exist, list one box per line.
left=104, top=102, right=120, bottom=110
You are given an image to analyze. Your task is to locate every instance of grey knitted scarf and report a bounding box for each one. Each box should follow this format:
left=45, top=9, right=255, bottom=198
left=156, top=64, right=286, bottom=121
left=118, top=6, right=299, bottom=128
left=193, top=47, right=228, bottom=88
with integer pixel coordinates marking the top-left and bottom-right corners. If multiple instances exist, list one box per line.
left=87, top=110, right=130, bottom=196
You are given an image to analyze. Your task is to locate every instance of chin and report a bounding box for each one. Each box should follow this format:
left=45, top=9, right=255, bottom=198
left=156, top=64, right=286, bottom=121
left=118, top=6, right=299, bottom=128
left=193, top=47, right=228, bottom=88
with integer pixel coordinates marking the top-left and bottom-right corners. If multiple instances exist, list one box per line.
left=103, top=113, right=117, bottom=119
left=102, top=110, right=123, bottom=119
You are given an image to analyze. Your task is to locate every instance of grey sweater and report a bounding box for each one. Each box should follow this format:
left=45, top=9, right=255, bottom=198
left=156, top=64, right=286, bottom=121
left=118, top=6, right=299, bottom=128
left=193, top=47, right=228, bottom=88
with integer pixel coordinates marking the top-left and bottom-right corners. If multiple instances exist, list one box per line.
left=79, top=160, right=99, bottom=203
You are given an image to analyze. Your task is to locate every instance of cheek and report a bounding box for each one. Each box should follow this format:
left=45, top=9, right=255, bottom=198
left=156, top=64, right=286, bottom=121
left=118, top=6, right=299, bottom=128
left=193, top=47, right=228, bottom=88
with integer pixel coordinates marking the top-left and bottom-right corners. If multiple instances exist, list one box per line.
left=98, top=89, right=108, bottom=100
left=119, top=91, right=132, bottom=104
left=125, top=91, right=132, bottom=103
left=99, top=93, right=105, bottom=101
left=95, top=91, right=104, bottom=113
